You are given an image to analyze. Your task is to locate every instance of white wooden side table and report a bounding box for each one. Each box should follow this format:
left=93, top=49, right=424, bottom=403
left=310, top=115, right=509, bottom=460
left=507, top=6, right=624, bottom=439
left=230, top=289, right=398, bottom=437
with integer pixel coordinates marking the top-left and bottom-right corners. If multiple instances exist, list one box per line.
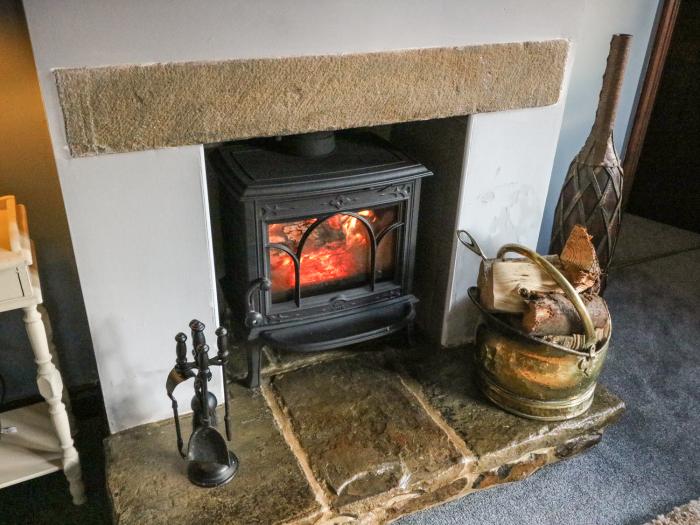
left=0, top=195, right=86, bottom=504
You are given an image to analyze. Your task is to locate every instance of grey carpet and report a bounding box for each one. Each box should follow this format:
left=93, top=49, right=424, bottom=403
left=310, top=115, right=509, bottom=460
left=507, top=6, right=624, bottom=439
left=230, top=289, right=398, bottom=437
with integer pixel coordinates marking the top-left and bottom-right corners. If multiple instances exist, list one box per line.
left=612, top=214, right=700, bottom=267
left=399, top=216, right=700, bottom=525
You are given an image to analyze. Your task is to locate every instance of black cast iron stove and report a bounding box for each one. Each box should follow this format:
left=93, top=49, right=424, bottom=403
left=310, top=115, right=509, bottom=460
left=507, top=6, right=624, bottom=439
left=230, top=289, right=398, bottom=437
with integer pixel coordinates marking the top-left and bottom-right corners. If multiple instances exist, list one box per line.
left=208, top=131, right=432, bottom=387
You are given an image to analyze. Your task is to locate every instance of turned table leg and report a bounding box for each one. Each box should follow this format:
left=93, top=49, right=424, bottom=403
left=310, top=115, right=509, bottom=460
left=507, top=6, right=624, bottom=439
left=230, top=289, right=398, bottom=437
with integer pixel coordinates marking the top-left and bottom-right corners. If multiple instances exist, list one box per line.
left=23, top=304, right=86, bottom=505
left=37, top=304, right=76, bottom=432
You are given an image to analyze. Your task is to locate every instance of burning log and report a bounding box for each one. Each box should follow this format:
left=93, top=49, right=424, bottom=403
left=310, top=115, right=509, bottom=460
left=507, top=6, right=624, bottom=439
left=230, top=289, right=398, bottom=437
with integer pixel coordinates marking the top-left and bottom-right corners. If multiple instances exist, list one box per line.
left=521, top=291, right=609, bottom=336
left=281, top=223, right=308, bottom=244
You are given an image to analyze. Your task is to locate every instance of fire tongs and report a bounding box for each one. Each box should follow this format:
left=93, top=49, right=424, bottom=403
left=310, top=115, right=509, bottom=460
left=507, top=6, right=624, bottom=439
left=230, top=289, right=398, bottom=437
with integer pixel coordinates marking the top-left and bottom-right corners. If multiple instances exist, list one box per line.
left=166, top=320, right=239, bottom=487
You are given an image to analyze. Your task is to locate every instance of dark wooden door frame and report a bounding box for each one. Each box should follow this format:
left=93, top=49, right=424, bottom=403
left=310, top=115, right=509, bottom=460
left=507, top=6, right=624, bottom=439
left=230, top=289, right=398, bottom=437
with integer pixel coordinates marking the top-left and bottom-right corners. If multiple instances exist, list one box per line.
left=622, top=0, right=682, bottom=207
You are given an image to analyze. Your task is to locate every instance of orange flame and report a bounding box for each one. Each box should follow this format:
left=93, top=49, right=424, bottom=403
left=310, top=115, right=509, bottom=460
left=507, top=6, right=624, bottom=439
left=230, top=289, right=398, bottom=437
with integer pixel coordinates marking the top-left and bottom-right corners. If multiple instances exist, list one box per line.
left=269, top=210, right=378, bottom=295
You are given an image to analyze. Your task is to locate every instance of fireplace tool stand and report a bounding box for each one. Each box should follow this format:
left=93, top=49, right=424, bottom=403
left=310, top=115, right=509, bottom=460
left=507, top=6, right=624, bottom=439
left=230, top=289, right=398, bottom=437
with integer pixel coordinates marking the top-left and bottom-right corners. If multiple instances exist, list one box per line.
left=166, top=320, right=239, bottom=487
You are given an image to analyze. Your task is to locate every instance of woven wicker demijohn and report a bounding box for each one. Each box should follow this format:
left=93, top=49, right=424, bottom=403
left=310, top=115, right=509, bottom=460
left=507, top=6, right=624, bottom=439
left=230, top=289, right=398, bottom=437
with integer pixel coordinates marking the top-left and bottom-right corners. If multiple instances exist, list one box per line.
left=550, top=34, right=632, bottom=287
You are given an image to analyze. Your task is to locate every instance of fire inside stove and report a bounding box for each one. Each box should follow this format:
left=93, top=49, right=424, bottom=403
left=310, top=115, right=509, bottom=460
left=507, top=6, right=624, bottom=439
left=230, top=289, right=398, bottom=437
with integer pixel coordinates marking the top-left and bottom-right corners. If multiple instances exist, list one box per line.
left=267, top=205, right=398, bottom=303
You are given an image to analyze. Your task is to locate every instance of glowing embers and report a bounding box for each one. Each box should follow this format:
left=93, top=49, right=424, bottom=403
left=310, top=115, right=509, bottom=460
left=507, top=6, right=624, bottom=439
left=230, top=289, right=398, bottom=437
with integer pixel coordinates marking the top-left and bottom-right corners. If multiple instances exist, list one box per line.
left=267, top=206, right=399, bottom=303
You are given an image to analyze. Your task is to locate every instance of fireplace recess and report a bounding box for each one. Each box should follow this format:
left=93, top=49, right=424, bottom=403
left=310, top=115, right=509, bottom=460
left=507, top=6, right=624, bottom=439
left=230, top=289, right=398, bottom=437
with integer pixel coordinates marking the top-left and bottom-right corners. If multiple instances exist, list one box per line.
left=208, top=131, right=431, bottom=386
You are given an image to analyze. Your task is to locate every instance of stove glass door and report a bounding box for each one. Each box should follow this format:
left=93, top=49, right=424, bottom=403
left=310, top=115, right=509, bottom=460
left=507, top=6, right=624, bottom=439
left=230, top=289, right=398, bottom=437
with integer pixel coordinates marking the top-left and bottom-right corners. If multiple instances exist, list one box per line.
left=266, top=204, right=399, bottom=304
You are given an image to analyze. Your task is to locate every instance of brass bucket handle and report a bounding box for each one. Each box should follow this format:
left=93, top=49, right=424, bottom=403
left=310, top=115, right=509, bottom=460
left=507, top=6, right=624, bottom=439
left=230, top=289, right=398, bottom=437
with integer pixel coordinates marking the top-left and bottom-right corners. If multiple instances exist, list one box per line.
left=496, top=243, right=598, bottom=353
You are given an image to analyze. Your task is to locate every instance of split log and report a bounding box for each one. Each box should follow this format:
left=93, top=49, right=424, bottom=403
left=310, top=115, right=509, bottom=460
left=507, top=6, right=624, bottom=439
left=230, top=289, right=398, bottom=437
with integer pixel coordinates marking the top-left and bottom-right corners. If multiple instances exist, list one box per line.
left=521, top=292, right=609, bottom=336
left=477, top=225, right=602, bottom=313
left=477, top=255, right=562, bottom=313
left=560, top=225, right=601, bottom=294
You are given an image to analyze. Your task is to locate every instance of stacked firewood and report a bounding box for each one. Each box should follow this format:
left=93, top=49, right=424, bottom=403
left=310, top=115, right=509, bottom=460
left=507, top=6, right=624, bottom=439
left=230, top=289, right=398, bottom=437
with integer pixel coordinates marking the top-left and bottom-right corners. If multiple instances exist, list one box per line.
left=478, top=225, right=610, bottom=349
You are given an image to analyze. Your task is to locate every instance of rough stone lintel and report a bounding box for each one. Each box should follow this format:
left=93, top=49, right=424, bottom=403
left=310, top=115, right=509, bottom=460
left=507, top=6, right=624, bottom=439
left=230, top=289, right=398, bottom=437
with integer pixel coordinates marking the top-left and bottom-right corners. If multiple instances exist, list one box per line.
left=54, top=40, right=569, bottom=157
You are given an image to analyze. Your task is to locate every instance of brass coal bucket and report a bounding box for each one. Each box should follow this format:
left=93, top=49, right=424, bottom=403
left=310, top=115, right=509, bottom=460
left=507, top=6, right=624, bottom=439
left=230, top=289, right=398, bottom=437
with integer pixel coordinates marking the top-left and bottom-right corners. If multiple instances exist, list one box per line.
left=460, top=234, right=610, bottom=421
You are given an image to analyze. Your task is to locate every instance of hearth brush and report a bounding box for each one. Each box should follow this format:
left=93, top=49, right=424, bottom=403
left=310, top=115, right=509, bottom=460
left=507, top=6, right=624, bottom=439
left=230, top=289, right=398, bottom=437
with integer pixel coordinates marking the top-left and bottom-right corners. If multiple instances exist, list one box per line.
left=166, top=320, right=238, bottom=487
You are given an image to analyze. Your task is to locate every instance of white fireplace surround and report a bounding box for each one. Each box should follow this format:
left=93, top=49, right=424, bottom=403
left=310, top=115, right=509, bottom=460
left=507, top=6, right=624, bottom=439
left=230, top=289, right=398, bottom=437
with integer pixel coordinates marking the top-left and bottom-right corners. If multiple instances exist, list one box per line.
left=23, top=0, right=657, bottom=432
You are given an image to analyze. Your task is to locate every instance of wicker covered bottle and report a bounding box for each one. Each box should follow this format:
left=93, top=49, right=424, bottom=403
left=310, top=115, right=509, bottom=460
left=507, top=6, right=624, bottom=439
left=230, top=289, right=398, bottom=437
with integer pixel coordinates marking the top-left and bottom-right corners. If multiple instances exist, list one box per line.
left=550, top=34, right=632, bottom=286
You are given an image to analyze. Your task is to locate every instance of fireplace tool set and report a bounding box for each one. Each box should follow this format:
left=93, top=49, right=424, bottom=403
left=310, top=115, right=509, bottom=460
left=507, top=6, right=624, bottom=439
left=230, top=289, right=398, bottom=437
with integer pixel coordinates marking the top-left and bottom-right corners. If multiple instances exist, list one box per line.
left=166, top=320, right=238, bottom=487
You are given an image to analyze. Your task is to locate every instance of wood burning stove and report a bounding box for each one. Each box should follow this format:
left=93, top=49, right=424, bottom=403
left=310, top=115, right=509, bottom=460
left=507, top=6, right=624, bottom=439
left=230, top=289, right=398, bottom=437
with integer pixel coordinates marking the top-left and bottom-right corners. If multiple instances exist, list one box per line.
left=208, top=131, right=431, bottom=387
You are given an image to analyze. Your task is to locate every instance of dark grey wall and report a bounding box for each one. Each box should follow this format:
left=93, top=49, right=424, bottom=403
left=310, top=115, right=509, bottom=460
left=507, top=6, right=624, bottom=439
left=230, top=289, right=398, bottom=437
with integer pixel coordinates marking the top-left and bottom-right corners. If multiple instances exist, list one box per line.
left=0, top=1, right=97, bottom=404
left=391, top=118, right=469, bottom=343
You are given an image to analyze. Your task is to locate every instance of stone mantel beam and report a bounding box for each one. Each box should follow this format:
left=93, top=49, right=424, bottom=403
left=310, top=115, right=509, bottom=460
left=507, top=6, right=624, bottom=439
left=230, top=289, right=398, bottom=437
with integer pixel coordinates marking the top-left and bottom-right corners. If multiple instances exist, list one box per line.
left=54, top=40, right=569, bottom=157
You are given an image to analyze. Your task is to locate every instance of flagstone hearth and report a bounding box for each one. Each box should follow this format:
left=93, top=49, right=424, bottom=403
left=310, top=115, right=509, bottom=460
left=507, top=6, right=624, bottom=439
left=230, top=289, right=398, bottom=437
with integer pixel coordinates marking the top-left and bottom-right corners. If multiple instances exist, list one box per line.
left=105, top=343, right=624, bottom=524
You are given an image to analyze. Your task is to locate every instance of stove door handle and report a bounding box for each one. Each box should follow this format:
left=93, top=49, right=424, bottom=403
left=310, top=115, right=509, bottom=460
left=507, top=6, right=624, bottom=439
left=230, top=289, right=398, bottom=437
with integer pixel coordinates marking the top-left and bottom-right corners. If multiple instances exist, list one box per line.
left=245, top=278, right=271, bottom=328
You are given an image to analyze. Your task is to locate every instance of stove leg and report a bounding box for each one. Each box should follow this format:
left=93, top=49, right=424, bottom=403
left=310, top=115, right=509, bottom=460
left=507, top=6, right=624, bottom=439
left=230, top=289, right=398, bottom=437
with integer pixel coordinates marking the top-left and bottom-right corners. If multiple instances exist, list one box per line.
left=245, top=342, right=262, bottom=389
left=405, top=321, right=416, bottom=347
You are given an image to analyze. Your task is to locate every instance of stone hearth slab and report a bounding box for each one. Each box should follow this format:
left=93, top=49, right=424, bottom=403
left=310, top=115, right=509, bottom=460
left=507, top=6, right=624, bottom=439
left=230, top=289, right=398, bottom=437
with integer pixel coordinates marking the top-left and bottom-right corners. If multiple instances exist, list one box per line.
left=105, top=344, right=624, bottom=524
left=266, top=357, right=466, bottom=513
left=396, top=345, right=625, bottom=472
left=106, top=382, right=320, bottom=525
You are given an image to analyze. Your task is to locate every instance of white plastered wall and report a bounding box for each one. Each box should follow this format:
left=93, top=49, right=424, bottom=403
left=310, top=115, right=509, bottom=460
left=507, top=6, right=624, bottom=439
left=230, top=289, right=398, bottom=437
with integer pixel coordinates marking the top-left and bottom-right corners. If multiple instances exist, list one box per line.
left=23, top=0, right=650, bottom=431
left=443, top=106, right=572, bottom=345
left=538, top=0, right=661, bottom=253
